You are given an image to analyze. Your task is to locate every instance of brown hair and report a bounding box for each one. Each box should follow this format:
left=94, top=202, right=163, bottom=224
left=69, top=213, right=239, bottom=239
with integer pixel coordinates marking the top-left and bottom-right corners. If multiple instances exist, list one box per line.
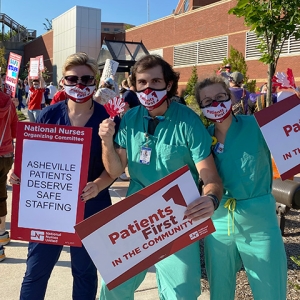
left=131, top=54, right=179, bottom=98
left=195, top=75, right=231, bottom=107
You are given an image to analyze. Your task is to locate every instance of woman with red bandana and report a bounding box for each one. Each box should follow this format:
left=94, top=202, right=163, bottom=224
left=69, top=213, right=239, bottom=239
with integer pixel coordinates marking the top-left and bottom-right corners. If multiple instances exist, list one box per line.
left=9, top=52, right=120, bottom=300
left=195, top=75, right=287, bottom=300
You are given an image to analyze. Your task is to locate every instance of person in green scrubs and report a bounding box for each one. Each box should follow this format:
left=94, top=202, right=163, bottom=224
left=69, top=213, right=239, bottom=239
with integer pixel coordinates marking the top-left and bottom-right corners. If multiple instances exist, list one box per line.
left=98, top=55, right=223, bottom=300
left=195, top=75, right=287, bottom=300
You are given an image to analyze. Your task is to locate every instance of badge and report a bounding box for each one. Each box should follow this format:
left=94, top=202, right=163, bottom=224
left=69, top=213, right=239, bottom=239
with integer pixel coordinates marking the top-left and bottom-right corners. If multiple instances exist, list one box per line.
left=213, top=142, right=224, bottom=154
left=140, top=146, right=152, bottom=165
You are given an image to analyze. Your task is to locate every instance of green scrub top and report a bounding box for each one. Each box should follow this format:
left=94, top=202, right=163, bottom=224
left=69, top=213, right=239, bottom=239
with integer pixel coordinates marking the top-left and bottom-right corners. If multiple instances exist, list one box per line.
left=115, top=102, right=212, bottom=196
left=208, top=115, right=273, bottom=201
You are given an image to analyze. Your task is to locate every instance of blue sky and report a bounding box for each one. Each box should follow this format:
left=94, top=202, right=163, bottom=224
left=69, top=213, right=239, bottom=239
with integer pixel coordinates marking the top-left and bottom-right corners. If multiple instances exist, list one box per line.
left=2, top=0, right=179, bottom=36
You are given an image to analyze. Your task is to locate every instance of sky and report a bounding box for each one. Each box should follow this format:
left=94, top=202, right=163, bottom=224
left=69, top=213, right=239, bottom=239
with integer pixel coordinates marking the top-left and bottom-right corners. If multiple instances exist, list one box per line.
left=2, top=0, right=179, bottom=37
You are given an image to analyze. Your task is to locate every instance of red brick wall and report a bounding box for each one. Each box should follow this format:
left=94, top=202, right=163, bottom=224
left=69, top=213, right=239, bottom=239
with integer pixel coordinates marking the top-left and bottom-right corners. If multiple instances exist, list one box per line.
left=126, top=0, right=300, bottom=94
left=24, top=30, right=53, bottom=82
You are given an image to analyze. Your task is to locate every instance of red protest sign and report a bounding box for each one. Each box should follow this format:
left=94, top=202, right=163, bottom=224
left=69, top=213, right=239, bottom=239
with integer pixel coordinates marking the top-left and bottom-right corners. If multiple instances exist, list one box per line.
left=4, top=52, right=22, bottom=98
left=11, top=122, right=92, bottom=246
left=255, top=94, right=300, bottom=180
left=75, top=165, right=215, bottom=289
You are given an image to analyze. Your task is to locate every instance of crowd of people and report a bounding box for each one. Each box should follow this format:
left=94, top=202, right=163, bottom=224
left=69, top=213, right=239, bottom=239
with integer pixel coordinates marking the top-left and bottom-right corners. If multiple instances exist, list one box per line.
left=0, top=52, right=291, bottom=300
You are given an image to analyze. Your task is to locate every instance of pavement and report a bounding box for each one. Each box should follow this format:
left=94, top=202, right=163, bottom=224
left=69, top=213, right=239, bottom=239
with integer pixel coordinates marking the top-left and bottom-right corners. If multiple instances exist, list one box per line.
left=1, top=107, right=210, bottom=300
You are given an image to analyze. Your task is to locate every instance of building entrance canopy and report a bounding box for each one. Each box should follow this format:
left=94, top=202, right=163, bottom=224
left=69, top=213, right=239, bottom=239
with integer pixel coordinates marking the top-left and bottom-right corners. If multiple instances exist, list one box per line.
left=97, top=39, right=149, bottom=73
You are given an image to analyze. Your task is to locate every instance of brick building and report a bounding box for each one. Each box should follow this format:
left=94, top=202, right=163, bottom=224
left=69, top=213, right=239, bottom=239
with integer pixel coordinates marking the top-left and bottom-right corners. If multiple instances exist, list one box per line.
left=23, top=0, right=300, bottom=91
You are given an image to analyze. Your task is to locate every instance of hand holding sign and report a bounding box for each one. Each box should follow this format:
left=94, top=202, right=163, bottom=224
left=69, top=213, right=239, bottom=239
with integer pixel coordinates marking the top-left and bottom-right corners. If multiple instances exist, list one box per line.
left=272, top=68, right=296, bottom=90
left=104, top=97, right=125, bottom=119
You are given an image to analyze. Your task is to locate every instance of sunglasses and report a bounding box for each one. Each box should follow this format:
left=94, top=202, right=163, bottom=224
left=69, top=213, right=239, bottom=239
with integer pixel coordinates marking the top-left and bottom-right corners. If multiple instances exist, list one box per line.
left=64, top=75, right=95, bottom=86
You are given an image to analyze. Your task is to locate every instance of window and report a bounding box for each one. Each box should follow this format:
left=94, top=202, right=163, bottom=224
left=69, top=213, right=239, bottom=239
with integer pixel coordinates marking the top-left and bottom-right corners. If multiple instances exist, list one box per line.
left=173, top=36, right=228, bottom=67
left=114, top=28, right=120, bottom=32
left=246, top=28, right=300, bottom=59
left=184, top=0, right=189, bottom=12
left=103, top=28, right=110, bottom=32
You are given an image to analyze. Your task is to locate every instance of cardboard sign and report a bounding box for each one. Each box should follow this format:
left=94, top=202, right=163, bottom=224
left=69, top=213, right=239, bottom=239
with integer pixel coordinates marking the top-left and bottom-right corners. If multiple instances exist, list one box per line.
left=100, top=59, right=119, bottom=82
left=29, top=58, right=40, bottom=79
left=75, top=165, right=215, bottom=289
left=255, top=94, right=300, bottom=180
left=11, top=122, right=92, bottom=246
left=4, top=52, right=22, bottom=98
left=36, top=55, right=45, bottom=71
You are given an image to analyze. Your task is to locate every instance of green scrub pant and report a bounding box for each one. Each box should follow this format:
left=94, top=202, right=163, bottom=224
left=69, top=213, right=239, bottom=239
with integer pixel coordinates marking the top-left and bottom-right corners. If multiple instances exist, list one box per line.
left=204, top=195, right=287, bottom=300
left=99, top=242, right=201, bottom=300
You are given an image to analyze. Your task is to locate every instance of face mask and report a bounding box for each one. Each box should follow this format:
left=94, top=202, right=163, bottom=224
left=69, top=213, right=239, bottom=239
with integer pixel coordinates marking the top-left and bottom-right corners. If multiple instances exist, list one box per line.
left=202, top=99, right=232, bottom=123
left=64, top=83, right=95, bottom=103
left=136, top=87, right=168, bottom=111
left=33, top=84, right=39, bottom=89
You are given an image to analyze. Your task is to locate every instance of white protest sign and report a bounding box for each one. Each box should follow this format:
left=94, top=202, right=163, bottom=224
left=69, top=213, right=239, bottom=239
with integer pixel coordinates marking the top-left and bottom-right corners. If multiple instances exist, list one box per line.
left=75, top=166, right=215, bottom=289
left=255, top=94, right=300, bottom=179
left=29, top=58, right=40, bottom=79
left=11, top=122, right=92, bottom=246
left=100, top=59, right=119, bottom=82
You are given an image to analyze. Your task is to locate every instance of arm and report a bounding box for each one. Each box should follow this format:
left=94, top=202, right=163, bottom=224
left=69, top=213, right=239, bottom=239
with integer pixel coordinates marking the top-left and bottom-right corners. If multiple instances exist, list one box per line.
left=185, top=154, right=223, bottom=221
left=39, top=73, right=45, bottom=88
left=99, top=118, right=128, bottom=178
left=81, top=170, right=116, bottom=201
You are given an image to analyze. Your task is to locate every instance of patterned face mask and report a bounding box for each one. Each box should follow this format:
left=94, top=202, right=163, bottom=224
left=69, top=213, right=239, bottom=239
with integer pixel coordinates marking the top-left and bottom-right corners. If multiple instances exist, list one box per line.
left=64, top=83, right=95, bottom=103
left=202, top=99, right=232, bottom=123
left=136, top=87, right=168, bottom=111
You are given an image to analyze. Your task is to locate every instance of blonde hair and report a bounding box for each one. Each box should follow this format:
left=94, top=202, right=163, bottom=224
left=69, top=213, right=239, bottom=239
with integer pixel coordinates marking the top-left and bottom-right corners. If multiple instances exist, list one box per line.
left=126, top=75, right=133, bottom=88
left=62, top=52, right=98, bottom=76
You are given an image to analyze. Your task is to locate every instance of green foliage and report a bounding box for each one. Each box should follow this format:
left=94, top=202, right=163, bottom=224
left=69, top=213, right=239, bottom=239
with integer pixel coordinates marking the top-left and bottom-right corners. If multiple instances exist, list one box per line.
left=229, top=0, right=300, bottom=106
left=17, top=110, right=27, bottom=121
left=223, top=46, right=248, bottom=82
left=0, top=46, right=7, bottom=71
left=184, top=66, right=198, bottom=97
left=246, top=79, right=257, bottom=93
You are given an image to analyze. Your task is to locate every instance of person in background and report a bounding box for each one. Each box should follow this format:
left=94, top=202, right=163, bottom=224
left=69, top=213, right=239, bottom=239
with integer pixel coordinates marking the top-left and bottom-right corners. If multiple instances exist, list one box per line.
left=43, top=86, right=50, bottom=107
left=195, top=75, right=287, bottom=300
left=24, top=78, right=30, bottom=100
left=26, top=74, right=45, bottom=122
left=94, top=78, right=117, bottom=105
left=1, top=73, right=6, bottom=91
left=17, top=79, right=25, bottom=111
left=98, top=54, right=223, bottom=300
left=47, top=82, right=57, bottom=104
left=0, top=90, right=18, bottom=262
left=9, top=52, right=120, bottom=300
left=122, top=75, right=140, bottom=113
left=50, top=78, right=66, bottom=105
left=228, top=71, right=251, bottom=115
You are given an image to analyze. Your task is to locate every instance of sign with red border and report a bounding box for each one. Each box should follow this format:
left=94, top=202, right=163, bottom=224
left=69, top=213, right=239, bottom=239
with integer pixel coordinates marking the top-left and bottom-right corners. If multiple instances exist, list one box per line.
left=11, top=122, right=92, bottom=246
left=254, top=94, right=300, bottom=180
left=4, top=52, right=22, bottom=98
left=75, top=165, right=215, bottom=289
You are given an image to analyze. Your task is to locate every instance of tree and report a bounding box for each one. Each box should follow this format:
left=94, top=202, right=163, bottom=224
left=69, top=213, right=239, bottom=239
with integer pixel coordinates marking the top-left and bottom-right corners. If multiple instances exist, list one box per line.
left=222, top=46, right=256, bottom=92
left=0, top=47, right=7, bottom=72
left=43, top=18, right=52, bottom=31
left=184, top=65, right=198, bottom=97
left=229, top=0, right=300, bottom=106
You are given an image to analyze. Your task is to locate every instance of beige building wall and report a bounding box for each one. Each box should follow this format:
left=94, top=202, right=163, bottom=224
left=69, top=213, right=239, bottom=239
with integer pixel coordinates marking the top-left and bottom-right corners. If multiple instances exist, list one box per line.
left=52, top=6, right=101, bottom=82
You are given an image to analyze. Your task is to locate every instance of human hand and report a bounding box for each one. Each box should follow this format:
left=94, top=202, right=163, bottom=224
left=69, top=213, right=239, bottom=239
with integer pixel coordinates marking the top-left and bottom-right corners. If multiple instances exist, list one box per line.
left=98, top=118, right=116, bottom=144
left=184, top=195, right=215, bottom=221
left=80, top=182, right=99, bottom=202
left=8, top=170, right=20, bottom=185
left=11, top=98, right=18, bottom=107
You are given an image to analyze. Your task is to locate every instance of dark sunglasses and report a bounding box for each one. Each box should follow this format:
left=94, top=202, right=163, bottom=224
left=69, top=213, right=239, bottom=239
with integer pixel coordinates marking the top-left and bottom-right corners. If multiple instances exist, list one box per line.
left=64, top=75, right=95, bottom=86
